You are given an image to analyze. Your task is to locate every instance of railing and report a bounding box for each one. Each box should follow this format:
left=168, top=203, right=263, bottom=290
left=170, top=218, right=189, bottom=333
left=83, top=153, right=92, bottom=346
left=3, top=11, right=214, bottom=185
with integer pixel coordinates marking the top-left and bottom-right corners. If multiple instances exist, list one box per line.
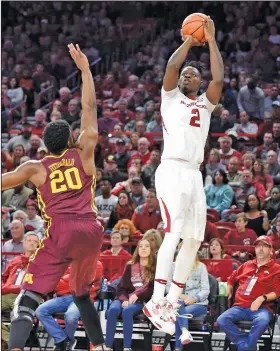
left=7, top=96, right=27, bottom=129
left=34, top=85, right=57, bottom=110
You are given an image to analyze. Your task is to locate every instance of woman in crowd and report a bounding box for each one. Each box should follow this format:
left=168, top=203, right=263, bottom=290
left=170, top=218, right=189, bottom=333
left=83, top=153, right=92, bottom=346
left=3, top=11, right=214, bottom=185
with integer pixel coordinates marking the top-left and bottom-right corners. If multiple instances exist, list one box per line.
left=107, top=191, right=135, bottom=229
left=243, top=194, right=269, bottom=236
left=7, top=77, right=24, bottom=106
left=200, top=162, right=212, bottom=187
left=205, top=170, right=234, bottom=215
left=263, top=186, right=280, bottom=220
left=206, top=238, right=231, bottom=282
left=205, top=148, right=226, bottom=178
left=105, top=239, right=156, bottom=351
left=11, top=144, right=25, bottom=170
left=241, top=152, right=255, bottom=171
left=167, top=254, right=210, bottom=347
left=114, top=219, right=139, bottom=254
left=252, top=159, right=273, bottom=197
left=142, top=228, right=162, bottom=254
left=127, top=132, right=140, bottom=157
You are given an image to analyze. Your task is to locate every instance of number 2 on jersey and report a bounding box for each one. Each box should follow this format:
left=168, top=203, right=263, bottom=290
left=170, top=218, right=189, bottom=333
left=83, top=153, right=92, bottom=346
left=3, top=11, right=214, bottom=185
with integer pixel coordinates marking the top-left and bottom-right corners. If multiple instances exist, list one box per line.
left=50, top=167, right=82, bottom=194
left=189, top=108, right=200, bottom=128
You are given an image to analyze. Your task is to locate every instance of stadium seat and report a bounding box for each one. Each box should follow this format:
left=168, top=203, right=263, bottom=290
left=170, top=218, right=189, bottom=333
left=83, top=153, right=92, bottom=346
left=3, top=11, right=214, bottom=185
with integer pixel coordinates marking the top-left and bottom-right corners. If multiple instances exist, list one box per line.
left=207, top=209, right=220, bottom=222
left=207, top=213, right=217, bottom=223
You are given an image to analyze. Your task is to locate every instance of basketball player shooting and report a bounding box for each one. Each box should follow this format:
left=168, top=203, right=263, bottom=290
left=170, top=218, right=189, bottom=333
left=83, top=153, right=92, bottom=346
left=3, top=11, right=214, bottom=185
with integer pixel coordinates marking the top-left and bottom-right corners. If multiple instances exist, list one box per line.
left=143, top=17, right=224, bottom=341
left=2, top=44, right=105, bottom=351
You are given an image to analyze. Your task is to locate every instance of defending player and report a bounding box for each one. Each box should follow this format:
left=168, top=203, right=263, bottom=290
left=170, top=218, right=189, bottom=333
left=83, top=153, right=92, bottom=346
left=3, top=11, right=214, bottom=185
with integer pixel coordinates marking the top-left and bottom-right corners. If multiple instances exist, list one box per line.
left=143, top=18, right=224, bottom=340
left=3, top=44, right=104, bottom=351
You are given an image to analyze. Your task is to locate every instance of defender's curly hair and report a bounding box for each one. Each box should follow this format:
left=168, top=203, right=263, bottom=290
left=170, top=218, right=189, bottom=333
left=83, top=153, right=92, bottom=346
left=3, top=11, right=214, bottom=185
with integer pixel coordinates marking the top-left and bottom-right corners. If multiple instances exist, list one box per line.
left=181, top=61, right=203, bottom=76
left=43, top=120, right=71, bottom=155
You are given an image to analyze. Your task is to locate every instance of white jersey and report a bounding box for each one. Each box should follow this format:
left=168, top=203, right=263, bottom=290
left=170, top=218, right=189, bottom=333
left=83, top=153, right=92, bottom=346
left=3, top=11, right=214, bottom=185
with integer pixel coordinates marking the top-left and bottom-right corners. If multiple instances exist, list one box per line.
left=161, top=86, right=216, bottom=167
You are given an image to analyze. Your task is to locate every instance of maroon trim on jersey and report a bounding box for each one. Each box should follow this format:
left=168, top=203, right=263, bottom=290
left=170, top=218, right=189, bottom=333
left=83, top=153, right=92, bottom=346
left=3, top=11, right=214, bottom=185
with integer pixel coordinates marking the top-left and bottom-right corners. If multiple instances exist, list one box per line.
left=159, top=198, right=171, bottom=233
left=161, top=116, right=168, bottom=134
left=154, top=278, right=167, bottom=285
left=187, top=95, right=196, bottom=101
left=171, top=279, right=185, bottom=288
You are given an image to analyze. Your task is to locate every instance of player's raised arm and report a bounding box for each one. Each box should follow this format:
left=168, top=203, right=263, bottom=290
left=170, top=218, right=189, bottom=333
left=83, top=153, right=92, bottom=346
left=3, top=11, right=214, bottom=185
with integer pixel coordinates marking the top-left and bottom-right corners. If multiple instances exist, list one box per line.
left=68, top=44, right=98, bottom=146
left=204, top=18, right=224, bottom=105
left=2, top=161, right=39, bottom=190
left=163, top=35, right=202, bottom=92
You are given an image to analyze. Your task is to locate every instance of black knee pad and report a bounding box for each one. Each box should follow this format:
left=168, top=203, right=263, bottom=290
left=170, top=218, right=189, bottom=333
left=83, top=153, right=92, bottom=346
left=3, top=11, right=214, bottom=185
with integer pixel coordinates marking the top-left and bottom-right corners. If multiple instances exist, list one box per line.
left=11, top=290, right=43, bottom=322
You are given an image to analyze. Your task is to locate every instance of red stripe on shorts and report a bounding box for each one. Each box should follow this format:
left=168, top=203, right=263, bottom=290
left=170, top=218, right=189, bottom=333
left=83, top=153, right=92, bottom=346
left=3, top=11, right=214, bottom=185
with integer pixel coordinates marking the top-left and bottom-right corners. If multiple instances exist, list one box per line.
left=160, top=198, right=171, bottom=233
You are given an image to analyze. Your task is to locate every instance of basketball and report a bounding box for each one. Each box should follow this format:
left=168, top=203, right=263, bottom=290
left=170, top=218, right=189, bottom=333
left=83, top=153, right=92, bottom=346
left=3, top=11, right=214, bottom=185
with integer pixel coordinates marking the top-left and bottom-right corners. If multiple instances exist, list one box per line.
left=181, top=13, right=208, bottom=43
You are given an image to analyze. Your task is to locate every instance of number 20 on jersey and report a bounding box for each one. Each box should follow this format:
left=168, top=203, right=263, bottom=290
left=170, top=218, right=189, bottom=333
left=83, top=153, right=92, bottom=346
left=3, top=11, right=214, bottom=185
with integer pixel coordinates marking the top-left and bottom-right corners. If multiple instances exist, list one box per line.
left=50, top=167, right=82, bottom=193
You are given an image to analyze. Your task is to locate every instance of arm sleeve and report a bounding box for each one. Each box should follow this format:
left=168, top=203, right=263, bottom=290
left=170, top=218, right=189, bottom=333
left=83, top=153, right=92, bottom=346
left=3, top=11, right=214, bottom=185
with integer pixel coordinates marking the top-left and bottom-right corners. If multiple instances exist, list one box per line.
left=202, top=93, right=216, bottom=113
left=161, top=86, right=180, bottom=99
left=116, top=265, right=131, bottom=302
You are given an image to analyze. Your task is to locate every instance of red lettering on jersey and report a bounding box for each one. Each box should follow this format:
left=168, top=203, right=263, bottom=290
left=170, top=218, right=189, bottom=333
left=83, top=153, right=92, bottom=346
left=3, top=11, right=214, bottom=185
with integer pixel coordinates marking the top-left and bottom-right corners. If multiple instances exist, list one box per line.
left=189, top=109, right=200, bottom=128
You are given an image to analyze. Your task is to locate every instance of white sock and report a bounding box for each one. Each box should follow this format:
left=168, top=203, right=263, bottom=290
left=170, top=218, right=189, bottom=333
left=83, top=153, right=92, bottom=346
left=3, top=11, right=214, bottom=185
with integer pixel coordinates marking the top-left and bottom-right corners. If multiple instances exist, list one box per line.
left=166, top=238, right=201, bottom=303
left=153, top=232, right=181, bottom=302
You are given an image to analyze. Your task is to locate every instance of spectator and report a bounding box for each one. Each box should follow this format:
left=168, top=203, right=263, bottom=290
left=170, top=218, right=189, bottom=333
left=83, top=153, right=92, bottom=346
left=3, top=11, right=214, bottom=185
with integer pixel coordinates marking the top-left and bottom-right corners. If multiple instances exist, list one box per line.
left=111, top=166, right=145, bottom=197
left=146, top=108, right=162, bottom=132
left=267, top=216, right=280, bottom=257
left=25, top=200, right=44, bottom=239
left=272, top=101, right=280, bottom=120
left=217, top=236, right=280, bottom=351
left=58, top=87, right=72, bottom=113
left=36, top=147, right=48, bottom=160
left=167, top=254, right=210, bottom=347
left=273, top=121, right=280, bottom=145
left=32, top=63, right=52, bottom=93
left=210, top=109, right=233, bottom=133
left=99, top=73, right=121, bottom=102
left=142, top=149, right=161, bottom=189
left=11, top=144, right=25, bottom=170
left=2, top=232, right=39, bottom=350
left=241, top=152, right=255, bottom=171
left=252, top=159, right=274, bottom=197
left=266, top=150, right=280, bottom=184
left=227, top=111, right=258, bottom=136
left=2, top=220, right=25, bottom=270
left=237, top=77, right=265, bottom=121
left=50, top=110, right=62, bottom=122
left=132, top=189, right=162, bottom=233
left=264, top=86, right=280, bottom=113
left=128, top=137, right=151, bottom=167
left=205, top=170, right=234, bottom=214
left=98, top=130, right=115, bottom=161
left=124, top=107, right=145, bottom=133
left=106, top=191, right=135, bottom=229
left=101, top=230, right=132, bottom=258
left=254, top=132, right=278, bottom=161
left=33, top=109, right=48, bottom=131
left=26, top=135, right=42, bottom=160
left=130, top=157, right=143, bottom=174
left=121, top=75, right=139, bottom=102
left=114, top=219, right=138, bottom=245
left=232, top=170, right=266, bottom=210
left=98, top=107, right=119, bottom=133
left=103, top=155, right=127, bottom=187
left=127, top=132, right=140, bottom=157
left=113, top=138, right=131, bottom=173
left=7, top=77, right=24, bottom=106
left=4, top=210, right=29, bottom=239
left=218, top=136, right=242, bottom=167
left=263, top=186, right=280, bottom=220
left=63, top=99, right=80, bottom=125
left=95, top=177, right=118, bottom=226
left=2, top=184, right=33, bottom=210
left=35, top=261, right=103, bottom=351
left=113, top=100, right=135, bottom=126
left=5, top=122, right=45, bottom=152
left=129, top=177, right=146, bottom=208
left=142, top=229, right=163, bottom=254
left=257, top=113, right=273, bottom=143
left=223, top=213, right=258, bottom=257
left=226, top=156, right=242, bottom=189
left=206, top=238, right=231, bottom=282
left=206, top=148, right=226, bottom=178
left=105, top=239, right=156, bottom=351
left=243, top=194, right=270, bottom=236
left=109, top=125, right=130, bottom=146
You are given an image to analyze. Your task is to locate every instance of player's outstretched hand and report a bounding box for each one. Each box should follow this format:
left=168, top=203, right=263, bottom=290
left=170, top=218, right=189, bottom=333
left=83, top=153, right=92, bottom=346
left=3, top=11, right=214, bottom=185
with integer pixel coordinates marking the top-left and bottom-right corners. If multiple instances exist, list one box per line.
left=68, top=43, right=89, bottom=71
left=180, top=31, right=203, bottom=46
left=203, top=17, right=215, bottom=42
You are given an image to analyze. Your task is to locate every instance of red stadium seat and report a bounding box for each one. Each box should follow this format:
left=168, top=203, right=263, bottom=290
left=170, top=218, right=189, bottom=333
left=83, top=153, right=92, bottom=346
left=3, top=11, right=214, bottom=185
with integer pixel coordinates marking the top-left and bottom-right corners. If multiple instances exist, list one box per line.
left=207, top=213, right=217, bottom=223
left=217, top=226, right=231, bottom=239
left=207, top=209, right=220, bottom=222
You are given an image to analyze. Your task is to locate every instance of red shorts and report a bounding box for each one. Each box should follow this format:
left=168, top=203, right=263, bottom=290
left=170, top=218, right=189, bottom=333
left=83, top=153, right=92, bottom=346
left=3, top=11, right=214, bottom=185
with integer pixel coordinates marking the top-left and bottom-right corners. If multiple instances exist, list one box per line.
left=22, top=216, right=103, bottom=296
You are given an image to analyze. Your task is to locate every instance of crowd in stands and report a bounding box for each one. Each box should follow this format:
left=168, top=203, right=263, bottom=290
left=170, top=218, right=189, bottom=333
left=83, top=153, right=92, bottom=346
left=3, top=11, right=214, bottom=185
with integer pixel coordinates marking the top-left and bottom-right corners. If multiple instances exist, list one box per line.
left=2, top=2, right=280, bottom=351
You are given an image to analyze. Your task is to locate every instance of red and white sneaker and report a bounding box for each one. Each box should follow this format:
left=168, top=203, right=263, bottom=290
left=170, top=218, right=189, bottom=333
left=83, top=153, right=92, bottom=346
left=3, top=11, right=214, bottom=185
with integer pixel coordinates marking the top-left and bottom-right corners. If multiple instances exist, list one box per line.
left=179, top=329, right=193, bottom=345
left=164, top=301, right=181, bottom=324
left=143, top=299, right=175, bottom=335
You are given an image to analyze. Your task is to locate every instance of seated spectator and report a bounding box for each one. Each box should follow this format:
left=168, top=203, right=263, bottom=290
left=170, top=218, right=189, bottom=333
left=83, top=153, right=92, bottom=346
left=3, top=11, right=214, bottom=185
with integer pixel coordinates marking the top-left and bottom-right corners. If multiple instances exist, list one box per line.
left=205, top=148, right=226, bottom=178
left=266, top=150, right=280, bottom=185
left=107, top=191, right=135, bottom=229
left=146, top=108, right=162, bottom=133
left=156, top=221, right=165, bottom=239
left=98, top=107, right=119, bottom=133
left=4, top=210, right=28, bottom=239
left=264, top=85, right=280, bottom=113
left=113, top=99, right=135, bottom=126
left=243, top=194, right=270, bottom=236
left=36, top=147, right=48, bottom=160
left=105, top=239, right=156, bottom=351
left=257, top=113, right=273, bottom=143
left=121, top=74, right=139, bottom=102
left=109, top=125, right=130, bottom=146
left=142, top=229, right=163, bottom=254
left=129, top=177, right=146, bottom=208
left=58, top=87, right=72, bottom=113
left=2, top=184, right=33, bottom=211
left=210, top=109, right=233, bottom=133
left=2, top=232, right=39, bottom=350
left=263, top=186, right=280, bottom=220
left=252, top=159, right=274, bottom=197
left=11, top=144, right=25, bottom=170
left=254, top=132, right=278, bottom=162
left=166, top=254, right=210, bottom=347
left=102, top=230, right=132, bottom=258
left=217, top=236, right=280, bottom=351
left=227, top=111, right=258, bottom=136
left=132, top=189, right=162, bottom=234
left=218, top=136, right=242, bottom=168
left=36, top=261, right=103, bottom=351
left=99, top=73, right=121, bottom=102
left=267, top=216, right=280, bottom=257
left=111, top=166, right=146, bottom=197
left=62, top=99, right=80, bottom=125
left=25, top=200, right=44, bottom=239
left=130, top=157, right=143, bottom=174
left=95, top=177, right=118, bottom=226
left=127, top=137, right=151, bottom=167
left=127, top=132, right=140, bottom=157
left=5, top=122, right=45, bottom=153
left=205, top=170, right=234, bottom=214
left=26, top=135, right=42, bottom=160
left=142, top=149, right=161, bottom=189
left=273, top=121, right=280, bottom=146
left=124, top=107, right=145, bottom=133
left=223, top=213, right=258, bottom=258
left=33, top=109, right=48, bottom=132
left=98, top=130, right=115, bottom=162
left=7, top=77, right=24, bottom=106
left=114, top=219, right=138, bottom=245
left=103, top=155, right=127, bottom=187
left=50, top=110, right=62, bottom=122
left=226, top=157, right=242, bottom=189
left=206, top=238, right=231, bottom=282
left=241, top=152, right=255, bottom=171
left=112, top=138, right=131, bottom=173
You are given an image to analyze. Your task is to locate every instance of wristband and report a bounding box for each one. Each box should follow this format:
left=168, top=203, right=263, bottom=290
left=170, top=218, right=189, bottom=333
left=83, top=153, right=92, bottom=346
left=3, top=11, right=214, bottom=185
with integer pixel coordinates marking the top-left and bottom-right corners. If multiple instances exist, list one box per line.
left=262, top=295, right=268, bottom=303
